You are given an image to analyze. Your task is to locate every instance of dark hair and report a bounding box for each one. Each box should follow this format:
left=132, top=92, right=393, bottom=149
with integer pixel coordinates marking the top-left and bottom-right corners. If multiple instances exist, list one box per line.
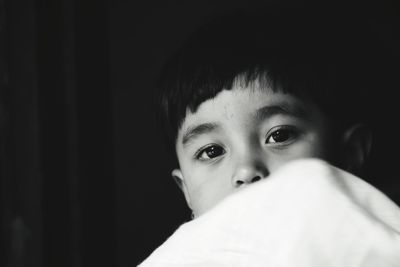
left=156, top=5, right=389, bottom=161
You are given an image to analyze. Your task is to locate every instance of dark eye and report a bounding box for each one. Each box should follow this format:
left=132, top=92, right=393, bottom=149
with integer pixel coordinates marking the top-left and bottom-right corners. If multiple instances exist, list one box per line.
left=196, top=145, right=225, bottom=161
left=266, top=126, right=298, bottom=144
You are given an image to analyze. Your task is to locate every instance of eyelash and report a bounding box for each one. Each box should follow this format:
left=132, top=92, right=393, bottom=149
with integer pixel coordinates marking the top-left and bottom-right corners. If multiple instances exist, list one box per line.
left=193, top=126, right=300, bottom=161
left=265, top=125, right=299, bottom=145
left=194, top=144, right=226, bottom=161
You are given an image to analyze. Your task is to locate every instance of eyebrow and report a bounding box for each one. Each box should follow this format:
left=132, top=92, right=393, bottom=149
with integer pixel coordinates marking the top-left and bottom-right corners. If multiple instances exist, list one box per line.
left=254, top=103, right=309, bottom=121
left=182, top=122, right=220, bottom=145
left=181, top=102, right=310, bottom=146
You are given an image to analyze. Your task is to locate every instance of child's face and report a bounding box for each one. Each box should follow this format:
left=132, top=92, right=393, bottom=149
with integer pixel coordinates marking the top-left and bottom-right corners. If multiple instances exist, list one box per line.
left=173, top=81, right=338, bottom=216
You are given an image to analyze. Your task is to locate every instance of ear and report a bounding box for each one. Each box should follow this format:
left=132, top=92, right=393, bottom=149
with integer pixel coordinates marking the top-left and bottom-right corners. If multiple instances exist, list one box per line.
left=341, top=124, right=372, bottom=174
left=171, top=169, right=192, bottom=210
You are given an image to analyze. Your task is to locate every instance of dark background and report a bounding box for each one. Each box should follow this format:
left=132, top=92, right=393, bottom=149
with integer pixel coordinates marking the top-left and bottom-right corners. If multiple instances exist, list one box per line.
left=1, top=0, right=399, bottom=266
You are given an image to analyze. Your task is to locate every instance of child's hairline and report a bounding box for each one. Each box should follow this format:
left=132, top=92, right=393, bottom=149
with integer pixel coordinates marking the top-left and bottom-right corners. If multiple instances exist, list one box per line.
left=173, top=71, right=314, bottom=145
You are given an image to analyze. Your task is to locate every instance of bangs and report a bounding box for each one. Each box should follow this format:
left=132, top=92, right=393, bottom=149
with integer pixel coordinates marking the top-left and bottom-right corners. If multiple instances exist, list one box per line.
left=157, top=56, right=335, bottom=149
left=155, top=6, right=380, bottom=158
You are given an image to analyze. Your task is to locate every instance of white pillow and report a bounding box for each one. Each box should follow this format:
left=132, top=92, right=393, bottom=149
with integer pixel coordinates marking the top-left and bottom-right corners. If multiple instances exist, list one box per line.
left=138, top=159, right=400, bottom=267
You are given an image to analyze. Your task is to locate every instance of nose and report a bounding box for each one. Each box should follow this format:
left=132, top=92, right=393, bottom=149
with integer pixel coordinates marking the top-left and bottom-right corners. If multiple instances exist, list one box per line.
left=232, top=157, right=269, bottom=188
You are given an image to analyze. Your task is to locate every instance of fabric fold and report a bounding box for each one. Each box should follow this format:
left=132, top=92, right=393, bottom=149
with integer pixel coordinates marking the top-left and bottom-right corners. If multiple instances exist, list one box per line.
left=139, top=159, right=400, bottom=267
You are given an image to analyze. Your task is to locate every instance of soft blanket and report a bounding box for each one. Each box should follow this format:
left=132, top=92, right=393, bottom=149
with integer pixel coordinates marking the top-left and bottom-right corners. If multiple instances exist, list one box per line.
left=139, top=159, right=400, bottom=267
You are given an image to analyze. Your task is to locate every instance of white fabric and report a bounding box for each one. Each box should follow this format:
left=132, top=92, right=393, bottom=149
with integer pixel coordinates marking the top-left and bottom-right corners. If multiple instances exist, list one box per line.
left=138, top=159, right=400, bottom=267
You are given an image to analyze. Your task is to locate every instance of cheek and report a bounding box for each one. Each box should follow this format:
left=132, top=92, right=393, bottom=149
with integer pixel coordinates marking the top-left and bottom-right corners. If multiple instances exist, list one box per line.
left=183, top=165, right=234, bottom=214
left=184, top=162, right=230, bottom=188
left=290, top=133, right=334, bottom=159
left=267, top=134, right=329, bottom=164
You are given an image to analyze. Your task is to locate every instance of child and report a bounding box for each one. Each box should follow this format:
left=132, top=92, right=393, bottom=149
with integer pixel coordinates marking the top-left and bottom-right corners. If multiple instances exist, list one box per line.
left=141, top=5, right=400, bottom=266
left=156, top=6, right=378, bottom=218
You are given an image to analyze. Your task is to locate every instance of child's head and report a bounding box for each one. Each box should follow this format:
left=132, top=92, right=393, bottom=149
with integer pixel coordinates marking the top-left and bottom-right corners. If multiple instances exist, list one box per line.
left=156, top=6, right=377, bottom=216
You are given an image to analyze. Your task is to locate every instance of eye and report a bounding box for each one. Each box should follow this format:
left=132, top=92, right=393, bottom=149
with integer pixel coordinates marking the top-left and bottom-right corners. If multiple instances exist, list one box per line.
left=266, top=126, right=299, bottom=145
left=195, top=145, right=226, bottom=161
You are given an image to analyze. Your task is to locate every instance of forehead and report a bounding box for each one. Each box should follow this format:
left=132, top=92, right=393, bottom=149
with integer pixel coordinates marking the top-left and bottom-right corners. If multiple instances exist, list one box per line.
left=177, top=84, right=316, bottom=142
left=176, top=86, right=323, bottom=152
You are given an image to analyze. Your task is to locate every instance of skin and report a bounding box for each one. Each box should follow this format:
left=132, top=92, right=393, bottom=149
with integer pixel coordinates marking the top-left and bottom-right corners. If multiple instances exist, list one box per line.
left=172, top=80, right=370, bottom=217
